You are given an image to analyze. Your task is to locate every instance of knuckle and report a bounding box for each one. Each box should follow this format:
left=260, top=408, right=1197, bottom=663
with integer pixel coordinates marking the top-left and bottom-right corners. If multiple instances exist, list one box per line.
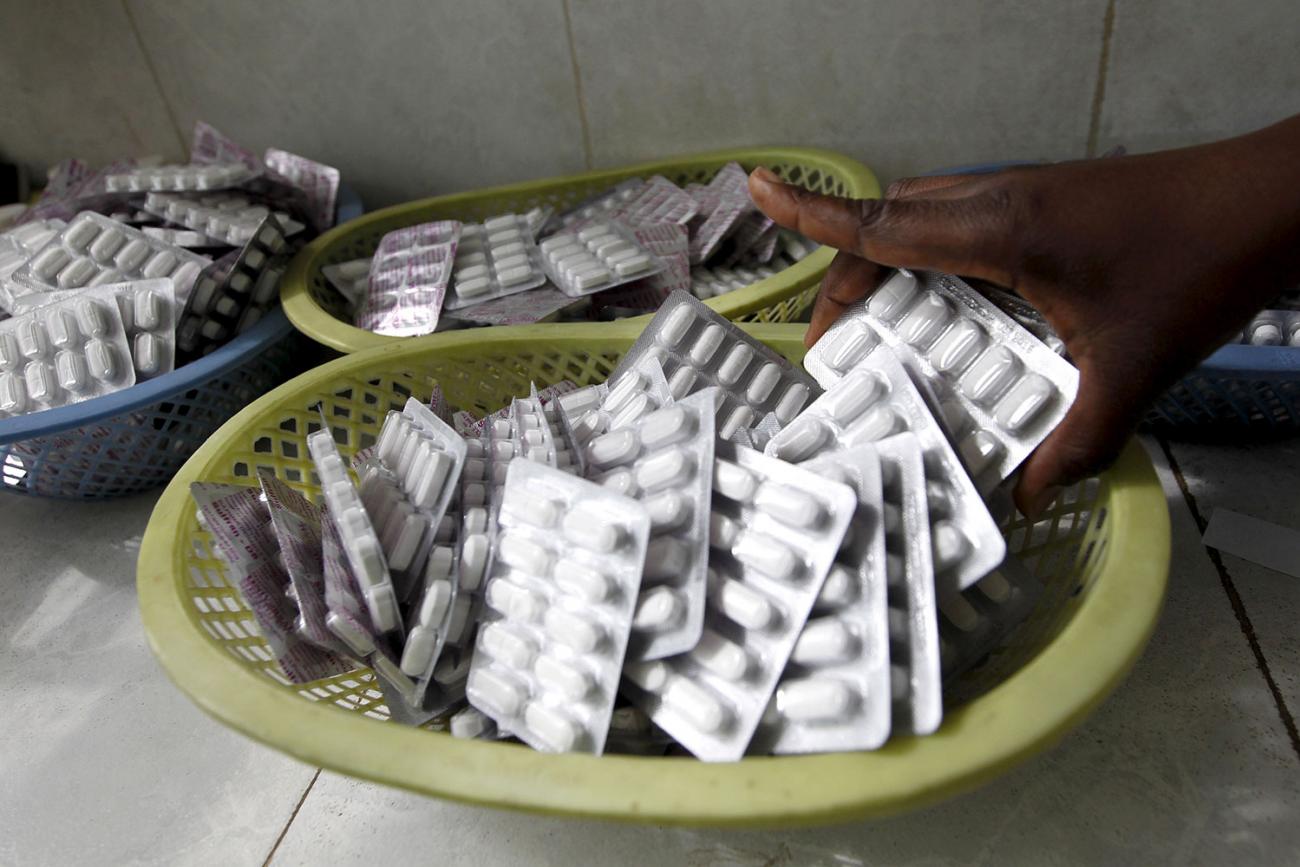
left=884, top=177, right=921, bottom=199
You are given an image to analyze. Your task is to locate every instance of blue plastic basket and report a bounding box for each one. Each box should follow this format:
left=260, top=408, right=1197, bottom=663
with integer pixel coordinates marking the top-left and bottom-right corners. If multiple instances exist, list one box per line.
left=0, top=184, right=364, bottom=499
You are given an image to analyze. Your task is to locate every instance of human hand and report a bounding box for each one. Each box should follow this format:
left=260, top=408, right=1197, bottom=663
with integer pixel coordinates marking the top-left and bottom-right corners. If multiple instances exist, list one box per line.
left=748, top=118, right=1300, bottom=516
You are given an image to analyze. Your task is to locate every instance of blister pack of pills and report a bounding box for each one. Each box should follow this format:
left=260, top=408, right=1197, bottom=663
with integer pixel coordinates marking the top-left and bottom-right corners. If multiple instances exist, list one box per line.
left=257, top=470, right=356, bottom=658
left=938, top=554, right=1043, bottom=683
left=445, top=214, right=547, bottom=309
left=176, top=216, right=288, bottom=360
left=442, top=285, right=578, bottom=327
left=362, top=398, right=467, bottom=588
left=804, top=270, right=1080, bottom=490
left=766, top=347, right=1005, bottom=595
left=467, top=460, right=651, bottom=754
left=308, top=425, right=403, bottom=638
left=320, top=258, right=370, bottom=308
left=689, top=263, right=780, bottom=299
left=540, top=221, right=667, bottom=297
left=590, top=223, right=692, bottom=314
left=74, top=278, right=178, bottom=380
left=687, top=163, right=754, bottom=265
left=545, top=178, right=644, bottom=234
left=0, top=218, right=66, bottom=311
left=355, top=220, right=461, bottom=337
left=585, top=389, right=720, bottom=660
left=750, top=444, right=891, bottom=754
left=191, top=482, right=354, bottom=683
left=0, top=291, right=135, bottom=417
left=872, top=434, right=942, bottom=735
left=11, top=211, right=209, bottom=299
left=510, top=387, right=573, bottom=471
left=264, top=148, right=341, bottom=231
left=319, top=504, right=432, bottom=723
left=1237, top=308, right=1300, bottom=346
left=611, top=175, right=700, bottom=228
left=623, top=441, right=856, bottom=761
left=104, top=162, right=255, bottom=193
left=977, top=284, right=1067, bottom=355
left=141, top=226, right=214, bottom=249
left=142, top=191, right=306, bottom=247
left=611, top=290, right=820, bottom=439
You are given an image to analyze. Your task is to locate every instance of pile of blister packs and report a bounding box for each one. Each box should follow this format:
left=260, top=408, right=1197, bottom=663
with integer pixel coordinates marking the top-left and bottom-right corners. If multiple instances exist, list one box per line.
left=0, top=122, right=341, bottom=420
left=194, top=274, right=1081, bottom=761
left=329, top=162, right=816, bottom=334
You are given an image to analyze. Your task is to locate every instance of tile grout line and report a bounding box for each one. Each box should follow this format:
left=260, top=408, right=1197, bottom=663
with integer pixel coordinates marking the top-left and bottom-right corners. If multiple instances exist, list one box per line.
left=560, top=0, right=595, bottom=171
left=260, top=768, right=321, bottom=867
left=120, top=0, right=188, bottom=158
left=1084, top=0, right=1118, bottom=157
left=1158, top=435, right=1300, bottom=763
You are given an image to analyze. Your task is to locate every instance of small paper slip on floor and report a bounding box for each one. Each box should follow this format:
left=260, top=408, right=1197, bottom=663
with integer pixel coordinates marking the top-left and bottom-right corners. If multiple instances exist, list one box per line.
left=1202, top=508, right=1300, bottom=579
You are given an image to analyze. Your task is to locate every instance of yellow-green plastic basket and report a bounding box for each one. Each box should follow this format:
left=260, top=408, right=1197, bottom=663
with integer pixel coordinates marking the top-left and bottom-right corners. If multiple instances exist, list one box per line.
left=138, top=322, right=1169, bottom=827
left=280, top=148, right=880, bottom=354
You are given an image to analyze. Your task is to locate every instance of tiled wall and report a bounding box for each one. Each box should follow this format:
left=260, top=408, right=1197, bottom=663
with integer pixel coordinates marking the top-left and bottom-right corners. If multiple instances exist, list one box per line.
left=3, top=0, right=1298, bottom=208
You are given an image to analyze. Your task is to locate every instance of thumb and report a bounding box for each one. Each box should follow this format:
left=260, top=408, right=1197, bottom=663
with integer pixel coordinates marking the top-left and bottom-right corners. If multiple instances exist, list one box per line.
left=1013, top=358, right=1141, bottom=518
left=747, top=167, right=1017, bottom=285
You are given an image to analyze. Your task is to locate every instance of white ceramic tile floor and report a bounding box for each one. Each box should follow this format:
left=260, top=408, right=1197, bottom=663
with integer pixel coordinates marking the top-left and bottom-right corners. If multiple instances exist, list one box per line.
left=2, top=438, right=1297, bottom=866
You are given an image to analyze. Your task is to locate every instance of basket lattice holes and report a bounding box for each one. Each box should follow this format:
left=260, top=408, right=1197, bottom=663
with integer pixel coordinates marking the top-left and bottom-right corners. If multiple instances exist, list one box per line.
left=184, top=351, right=1114, bottom=728
left=305, top=161, right=850, bottom=325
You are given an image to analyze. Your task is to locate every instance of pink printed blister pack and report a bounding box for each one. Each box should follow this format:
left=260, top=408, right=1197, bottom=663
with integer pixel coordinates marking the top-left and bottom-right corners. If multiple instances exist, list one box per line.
left=354, top=220, right=461, bottom=337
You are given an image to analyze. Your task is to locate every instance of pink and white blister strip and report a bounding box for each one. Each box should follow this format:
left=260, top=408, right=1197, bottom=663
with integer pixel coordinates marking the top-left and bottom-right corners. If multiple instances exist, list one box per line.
left=751, top=444, right=891, bottom=754
left=354, top=220, right=460, bottom=336
left=766, top=346, right=1005, bottom=595
left=804, top=270, right=1079, bottom=489
left=264, top=148, right=341, bottom=230
left=584, top=389, right=719, bottom=660
left=105, top=162, right=255, bottom=193
left=143, top=191, right=305, bottom=245
left=623, top=441, right=856, bottom=761
left=467, top=460, right=650, bottom=754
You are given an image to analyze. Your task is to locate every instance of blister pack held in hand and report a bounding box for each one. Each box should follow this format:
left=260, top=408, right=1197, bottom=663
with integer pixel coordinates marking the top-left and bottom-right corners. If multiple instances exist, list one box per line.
left=622, top=441, right=855, bottom=761
left=467, top=460, right=651, bottom=754
left=804, top=270, right=1080, bottom=489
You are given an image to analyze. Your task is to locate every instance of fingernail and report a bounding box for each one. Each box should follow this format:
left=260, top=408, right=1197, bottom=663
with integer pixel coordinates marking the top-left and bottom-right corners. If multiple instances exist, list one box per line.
left=1022, top=485, right=1063, bottom=520
left=750, top=166, right=781, bottom=186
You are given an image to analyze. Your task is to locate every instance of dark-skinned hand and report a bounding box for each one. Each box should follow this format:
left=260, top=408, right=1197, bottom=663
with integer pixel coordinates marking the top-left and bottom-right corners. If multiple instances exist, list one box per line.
left=748, top=116, right=1300, bottom=517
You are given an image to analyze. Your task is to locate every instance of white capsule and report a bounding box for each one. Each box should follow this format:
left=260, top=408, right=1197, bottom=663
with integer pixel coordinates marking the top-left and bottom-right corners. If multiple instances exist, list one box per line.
left=633, top=586, right=684, bottom=631
left=399, top=626, right=438, bottom=676
left=667, top=365, right=698, bottom=399
left=961, top=346, right=1022, bottom=406
left=769, top=418, right=830, bottom=463
left=663, top=676, right=731, bottom=732
left=0, top=373, right=27, bottom=414
left=534, top=654, right=593, bottom=700
left=635, top=448, right=694, bottom=493
left=326, top=612, right=375, bottom=657
left=755, top=482, right=825, bottom=530
left=773, top=383, right=810, bottom=424
left=554, top=558, right=611, bottom=603
left=485, top=577, right=541, bottom=622
left=611, top=392, right=655, bottom=429
left=693, top=630, right=752, bottom=679
left=978, top=570, right=1014, bottom=603
left=847, top=405, right=901, bottom=441
left=459, top=534, right=490, bottom=591
left=713, top=459, right=758, bottom=501
left=599, top=468, right=638, bottom=497
left=469, top=667, right=526, bottom=718
left=898, top=291, right=954, bottom=350
left=16, top=320, right=49, bottom=360
left=929, top=318, right=988, bottom=375
left=63, top=216, right=100, bottom=251
left=24, top=361, right=56, bottom=402
left=481, top=622, right=537, bottom=669
left=709, top=513, right=742, bottom=549
left=719, top=405, right=755, bottom=439
left=994, top=374, right=1056, bottom=432
left=524, top=703, right=581, bottom=752
left=746, top=363, right=781, bottom=404
left=544, top=607, right=604, bottom=653
left=644, top=536, right=690, bottom=581
left=931, top=520, right=971, bottom=573
left=85, top=340, right=121, bottom=382
left=132, top=289, right=164, bottom=331
left=88, top=228, right=126, bottom=261
left=866, top=270, right=919, bottom=321
left=409, top=450, right=452, bottom=509
left=133, top=332, right=162, bottom=376
left=366, top=583, right=401, bottom=633
left=792, top=617, right=859, bottom=665
left=540, top=233, right=578, bottom=254
left=0, top=333, right=20, bottom=369
left=54, top=350, right=89, bottom=393
left=824, top=369, right=886, bottom=424
left=31, top=245, right=72, bottom=280
left=387, top=513, right=426, bottom=572
left=114, top=238, right=151, bottom=272
left=815, top=564, right=858, bottom=610
left=657, top=304, right=696, bottom=348
left=939, top=592, right=982, bottom=632
left=75, top=300, right=109, bottom=337
left=713, top=343, right=754, bottom=386
left=562, top=508, right=623, bottom=553
left=141, top=250, right=178, bottom=279
left=958, top=431, right=1003, bottom=479
left=587, top=427, right=639, bottom=467
left=733, top=531, right=801, bottom=582
left=639, top=405, right=693, bottom=448
left=56, top=256, right=95, bottom=288
left=423, top=547, right=455, bottom=583
left=823, top=320, right=878, bottom=372
left=715, top=578, right=776, bottom=630
left=776, top=678, right=856, bottom=722
left=688, top=324, right=725, bottom=366
left=644, top=490, right=690, bottom=531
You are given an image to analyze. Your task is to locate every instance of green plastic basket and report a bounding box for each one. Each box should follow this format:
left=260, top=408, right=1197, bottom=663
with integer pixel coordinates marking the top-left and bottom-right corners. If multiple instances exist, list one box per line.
left=280, top=148, right=880, bottom=353
left=138, top=322, right=1169, bottom=827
